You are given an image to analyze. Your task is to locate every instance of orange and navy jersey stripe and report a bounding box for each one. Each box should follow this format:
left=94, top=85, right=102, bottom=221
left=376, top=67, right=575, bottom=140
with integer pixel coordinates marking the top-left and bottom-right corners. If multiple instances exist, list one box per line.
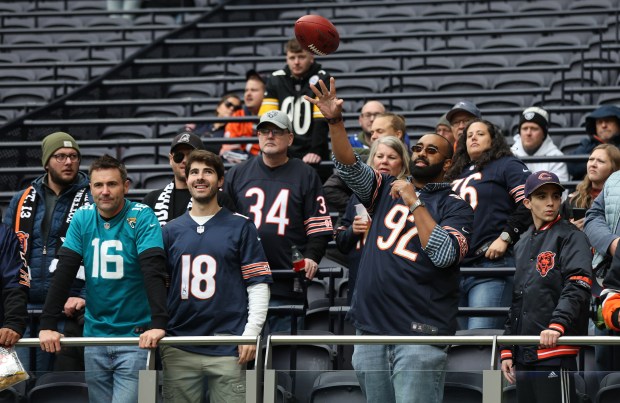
left=241, top=261, right=271, bottom=280
left=305, top=216, right=333, bottom=236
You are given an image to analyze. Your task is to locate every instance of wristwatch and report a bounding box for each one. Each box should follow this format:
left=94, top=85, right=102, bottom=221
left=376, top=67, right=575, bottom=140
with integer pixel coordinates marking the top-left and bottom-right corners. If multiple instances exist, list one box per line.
left=409, top=199, right=425, bottom=214
left=500, top=231, right=512, bottom=244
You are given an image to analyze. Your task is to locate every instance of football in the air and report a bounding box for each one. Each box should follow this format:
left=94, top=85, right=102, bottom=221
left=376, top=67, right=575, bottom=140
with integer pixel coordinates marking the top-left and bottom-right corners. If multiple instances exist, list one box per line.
left=294, top=15, right=340, bottom=56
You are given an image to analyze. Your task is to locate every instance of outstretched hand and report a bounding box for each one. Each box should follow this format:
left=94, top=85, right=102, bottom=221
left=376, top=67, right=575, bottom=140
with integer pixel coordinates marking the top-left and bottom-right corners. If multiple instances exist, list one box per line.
left=304, top=77, right=344, bottom=120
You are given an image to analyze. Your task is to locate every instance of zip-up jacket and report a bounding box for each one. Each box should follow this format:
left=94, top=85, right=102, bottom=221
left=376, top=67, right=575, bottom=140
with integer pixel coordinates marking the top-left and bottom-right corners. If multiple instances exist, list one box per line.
left=2, top=172, right=89, bottom=305
left=501, top=217, right=592, bottom=364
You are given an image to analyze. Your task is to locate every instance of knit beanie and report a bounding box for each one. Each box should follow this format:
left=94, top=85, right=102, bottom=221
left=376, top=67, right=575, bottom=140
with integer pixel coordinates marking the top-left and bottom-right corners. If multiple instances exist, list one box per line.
left=436, top=113, right=451, bottom=130
left=41, top=132, right=80, bottom=167
left=519, top=107, right=549, bottom=136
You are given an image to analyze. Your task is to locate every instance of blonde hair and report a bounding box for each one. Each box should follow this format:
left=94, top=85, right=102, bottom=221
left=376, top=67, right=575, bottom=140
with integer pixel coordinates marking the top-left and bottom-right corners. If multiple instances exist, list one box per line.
left=571, top=144, right=620, bottom=208
left=368, top=136, right=411, bottom=179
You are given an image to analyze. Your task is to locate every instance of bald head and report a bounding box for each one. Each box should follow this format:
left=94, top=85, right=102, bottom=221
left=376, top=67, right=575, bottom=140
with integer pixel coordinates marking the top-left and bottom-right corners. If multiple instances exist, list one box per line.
left=359, top=100, right=386, bottom=135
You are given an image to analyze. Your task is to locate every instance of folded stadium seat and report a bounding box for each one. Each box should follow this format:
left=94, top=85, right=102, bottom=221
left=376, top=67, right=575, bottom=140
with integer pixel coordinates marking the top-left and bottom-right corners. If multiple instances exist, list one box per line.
left=549, top=70, right=603, bottom=93
left=421, top=4, right=464, bottom=17
left=141, top=172, right=174, bottom=190
left=568, top=0, right=614, bottom=23
left=436, top=74, right=490, bottom=92
left=154, top=123, right=183, bottom=139
left=384, top=99, right=409, bottom=112
left=0, top=69, right=37, bottom=82
left=254, top=27, right=288, bottom=37
left=101, top=124, right=153, bottom=139
left=37, top=68, right=88, bottom=82
left=0, top=53, right=20, bottom=63
left=68, top=1, right=107, bottom=11
left=398, top=21, right=444, bottom=33
left=121, top=146, right=169, bottom=167
left=411, top=98, right=457, bottom=113
left=167, top=83, right=219, bottom=99
left=1, top=17, right=35, bottom=29
left=382, top=76, right=434, bottom=93
left=404, top=56, right=456, bottom=70
left=333, top=8, right=369, bottom=19
left=222, top=80, right=246, bottom=94
left=56, top=32, right=100, bottom=45
left=79, top=147, right=117, bottom=166
left=409, top=116, right=438, bottom=133
left=38, top=16, right=84, bottom=29
left=0, top=109, right=17, bottom=124
left=349, top=23, right=397, bottom=36
left=227, top=45, right=274, bottom=57
left=5, top=33, right=51, bottom=45
left=71, top=49, right=121, bottom=62
left=551, top=16, right=601, bottom=43
left=279, top=9, right=331, bottom=21
left=134, top=105, right=186, bottom=119
left=474, top=95, right=527, bottom=111
left=428, top=38, right=476, bottom=51
left=27, top=371, right=89, bottom=403
left=515, top=53, right=566, bottom=67
left=499, top=18, right=545, bottom=30
left=443, top=329, right=503, bottom=403
left=83, top=16, right=132, bottom=27
left=25, top=1, right=64, bottom=12
left=268, top=330, right=337, bottom=403
left=334, top=77, right=382, bottom=96
left=351, top=58, right=400, bottom=72
left=1, top=87, right=54, bottom=104
left=133, top=14, right=177, bottom=26
left=0, top=2, right=24, bottom=13
left=469, top=2, right=514, bottom=14
left=21, top=51, right=70, bottom=63
left=481, top=36, right=529, bottom=49
left=534, top=33, right=584, bottom=49
left=255, top=61, right=286, bottom=76
left=596, top=92, right=620, bottom=106
left=318, top=60, right=351, bottom=74
left=309, top=372, right=364, bottom=403
left=372, top=5, right=417, bottom=18
left=492, top=73, right=547, bottom=90
left=459, top=55, right=510, bottom=69
left=333, top=42, right=374, bottom=54
left=515, top=0, right=563, bottom=12
left=377, top=40, right=424, bottom=54
left=451, top=19, right=495, bottom=33
left=199, top=63, right=246, bottom=76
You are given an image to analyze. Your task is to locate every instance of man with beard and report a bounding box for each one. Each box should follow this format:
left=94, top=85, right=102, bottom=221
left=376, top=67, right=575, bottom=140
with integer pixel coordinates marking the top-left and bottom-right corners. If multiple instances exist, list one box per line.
left=306, top=77, right=474, bottom=403
left=143, top=131, right=235, bottom=226
left=3, top=132, right=89, bottom=372
left=39, top=154, right=168, bottom=403
left=159, top=149, right=272, bottom=403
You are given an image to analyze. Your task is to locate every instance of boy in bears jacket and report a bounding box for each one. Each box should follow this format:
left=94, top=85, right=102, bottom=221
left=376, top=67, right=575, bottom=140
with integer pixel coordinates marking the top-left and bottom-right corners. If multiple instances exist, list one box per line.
left=501, top=170, right=592, bottom=403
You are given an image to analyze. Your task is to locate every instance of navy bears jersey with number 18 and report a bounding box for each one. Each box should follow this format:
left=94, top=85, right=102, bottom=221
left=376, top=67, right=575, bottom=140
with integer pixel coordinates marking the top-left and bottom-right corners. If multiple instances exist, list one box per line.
left=163, top=208, right=272, bottom=357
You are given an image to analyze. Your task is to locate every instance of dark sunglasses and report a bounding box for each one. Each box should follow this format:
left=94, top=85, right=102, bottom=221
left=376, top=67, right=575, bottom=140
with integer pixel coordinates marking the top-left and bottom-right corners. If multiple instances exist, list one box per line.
left=224, top=101, right=241, bottom=111
left=173, top=151, right=188, bottom=163
left=411, top=144, right=449, bottom=158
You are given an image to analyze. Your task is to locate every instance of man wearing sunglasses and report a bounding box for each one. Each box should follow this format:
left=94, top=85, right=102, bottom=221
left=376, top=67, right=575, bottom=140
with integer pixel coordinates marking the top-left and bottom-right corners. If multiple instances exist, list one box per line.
left=3, top=131, right=90, bottom=373
left=224, top=110, right=333, bottom=333
left=307, top=77, right=474, bottom=403
left=143, top=131, right=236, bottom=226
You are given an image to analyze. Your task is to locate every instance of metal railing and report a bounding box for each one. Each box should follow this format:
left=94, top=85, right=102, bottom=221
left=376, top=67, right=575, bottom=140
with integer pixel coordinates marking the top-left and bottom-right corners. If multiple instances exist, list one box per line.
left=15, top=334, right=619, bottom=403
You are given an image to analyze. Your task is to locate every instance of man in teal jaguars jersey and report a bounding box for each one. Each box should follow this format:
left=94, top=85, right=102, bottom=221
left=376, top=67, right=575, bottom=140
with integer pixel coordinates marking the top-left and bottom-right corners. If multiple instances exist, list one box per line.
left=38, top=154, right=168, bottom=403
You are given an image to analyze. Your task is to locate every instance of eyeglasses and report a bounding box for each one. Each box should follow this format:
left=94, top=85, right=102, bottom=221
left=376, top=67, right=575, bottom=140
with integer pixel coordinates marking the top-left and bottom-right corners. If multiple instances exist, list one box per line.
left=51, top=153, right=79, bottom=163
left=411, top=144, right=449, bottom=158
left=360, top=112, right=381, bottom=120
left=257, top=128, right=288, bottom=137
left=224, top=101, right=241, bottom=111
left=172, top=151, right=190, bottom=163
left=450, top=118, right=470, bottom=127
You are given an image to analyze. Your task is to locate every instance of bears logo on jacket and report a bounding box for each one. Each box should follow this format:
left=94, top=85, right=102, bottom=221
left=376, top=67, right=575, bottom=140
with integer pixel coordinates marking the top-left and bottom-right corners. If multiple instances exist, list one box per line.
left=536, top=251, right=556, bottom=277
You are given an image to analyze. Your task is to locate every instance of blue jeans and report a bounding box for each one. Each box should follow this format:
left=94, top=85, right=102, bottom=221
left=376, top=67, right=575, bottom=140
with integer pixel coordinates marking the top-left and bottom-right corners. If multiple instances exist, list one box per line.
left=352, top=330, right=447, bottom=403
left=84, top=345, right=148, bottom=403
left=459, top=255, right=514, bottom=330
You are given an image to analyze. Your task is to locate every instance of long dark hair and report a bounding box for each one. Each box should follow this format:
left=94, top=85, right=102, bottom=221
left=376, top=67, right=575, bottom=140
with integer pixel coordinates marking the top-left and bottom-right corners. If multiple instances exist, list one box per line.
left=445, top=118, right=513, bottom=181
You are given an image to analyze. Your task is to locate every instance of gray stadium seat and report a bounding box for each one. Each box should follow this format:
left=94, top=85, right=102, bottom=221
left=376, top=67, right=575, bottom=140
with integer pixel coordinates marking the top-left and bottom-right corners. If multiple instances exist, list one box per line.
left=460, top=55, right=510, bottom=69
left=516, top=0, right=563, bottom=12
left=167, top=83, right=219, bottom=98
left=436, top=75, right=490, bottom=92
left=134, top=105, right=186, bottom=118
left=101, top=125, right=153, bottom=139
